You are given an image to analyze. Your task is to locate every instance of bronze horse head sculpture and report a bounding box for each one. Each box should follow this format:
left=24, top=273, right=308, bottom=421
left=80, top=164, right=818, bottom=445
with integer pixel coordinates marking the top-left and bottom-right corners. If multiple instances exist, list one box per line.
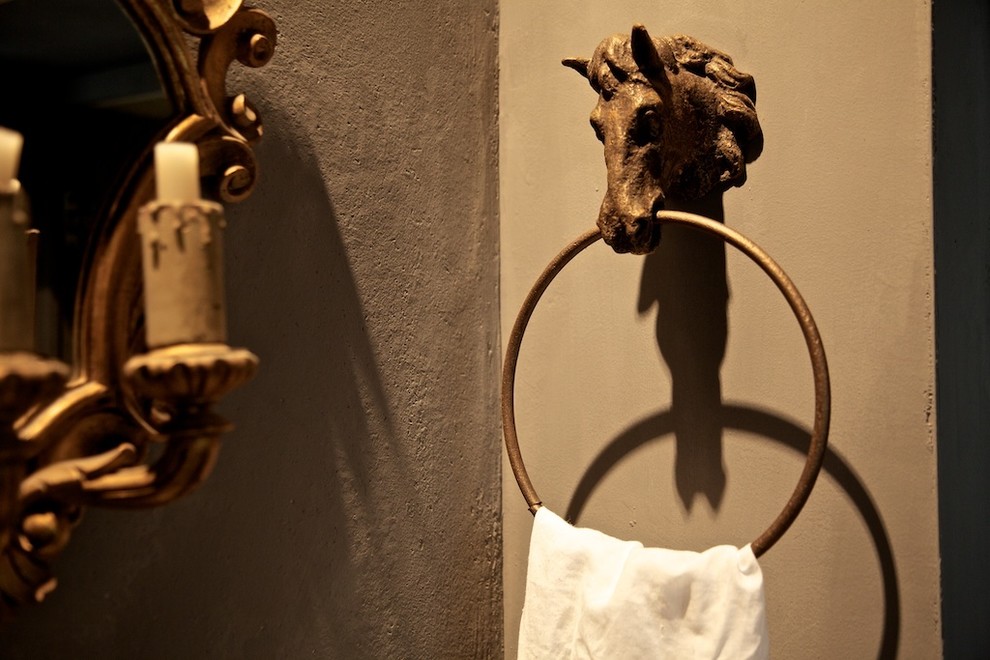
left=564, top=25, right=763, bottom=254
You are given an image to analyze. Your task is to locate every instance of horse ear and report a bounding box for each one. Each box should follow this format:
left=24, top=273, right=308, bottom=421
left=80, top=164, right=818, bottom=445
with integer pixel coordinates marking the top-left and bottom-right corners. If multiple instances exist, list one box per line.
left=561, top=57, right=591, bottom=80
left=630, top=24, right=670, bottom=91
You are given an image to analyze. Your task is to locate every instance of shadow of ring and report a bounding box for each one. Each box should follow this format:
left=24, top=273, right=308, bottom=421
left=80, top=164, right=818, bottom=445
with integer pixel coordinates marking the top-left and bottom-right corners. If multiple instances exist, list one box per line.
left=564, top=403, right=899, bottom=660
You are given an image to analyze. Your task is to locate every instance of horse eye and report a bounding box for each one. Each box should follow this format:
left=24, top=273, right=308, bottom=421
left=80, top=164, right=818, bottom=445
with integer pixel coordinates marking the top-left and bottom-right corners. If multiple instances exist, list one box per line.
left=631, top=108, right=661, bottom=145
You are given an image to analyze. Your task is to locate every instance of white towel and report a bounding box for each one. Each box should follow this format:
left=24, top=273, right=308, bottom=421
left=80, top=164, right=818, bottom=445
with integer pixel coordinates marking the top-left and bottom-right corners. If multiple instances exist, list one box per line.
left=518, top=508, right=769, bottom=659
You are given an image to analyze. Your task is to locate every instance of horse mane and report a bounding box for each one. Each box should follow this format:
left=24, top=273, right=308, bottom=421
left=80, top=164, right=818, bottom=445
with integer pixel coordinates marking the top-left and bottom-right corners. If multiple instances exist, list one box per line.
left=587, top=33, right=763, bottom=197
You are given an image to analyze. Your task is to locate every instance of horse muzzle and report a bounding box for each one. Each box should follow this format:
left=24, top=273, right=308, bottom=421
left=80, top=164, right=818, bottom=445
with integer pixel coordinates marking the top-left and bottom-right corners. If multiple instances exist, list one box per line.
left=597, top=198, right=664, bottom=255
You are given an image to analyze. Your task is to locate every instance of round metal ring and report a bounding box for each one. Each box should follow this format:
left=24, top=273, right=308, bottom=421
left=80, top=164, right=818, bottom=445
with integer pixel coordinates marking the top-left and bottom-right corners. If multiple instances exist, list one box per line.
left=501, top=210, right=831, bottom=557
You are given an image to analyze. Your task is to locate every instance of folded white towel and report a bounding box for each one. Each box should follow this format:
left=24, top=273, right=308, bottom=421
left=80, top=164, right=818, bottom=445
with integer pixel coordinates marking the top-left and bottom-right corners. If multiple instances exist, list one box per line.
left=518, top=508, right=769, bottom=659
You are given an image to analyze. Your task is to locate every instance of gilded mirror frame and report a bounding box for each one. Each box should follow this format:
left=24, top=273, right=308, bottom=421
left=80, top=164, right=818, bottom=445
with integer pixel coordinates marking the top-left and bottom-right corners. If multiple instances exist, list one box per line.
left=0, top=0, right=276, bottom=616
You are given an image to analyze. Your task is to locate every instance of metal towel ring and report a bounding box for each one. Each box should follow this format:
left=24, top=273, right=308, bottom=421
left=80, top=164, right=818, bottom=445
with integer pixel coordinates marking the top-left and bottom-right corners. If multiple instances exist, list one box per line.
left=502, top=210, right=831, bottom=557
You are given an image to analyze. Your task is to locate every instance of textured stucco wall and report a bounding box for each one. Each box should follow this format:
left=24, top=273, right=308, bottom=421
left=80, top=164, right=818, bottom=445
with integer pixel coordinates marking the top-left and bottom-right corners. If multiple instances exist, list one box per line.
left=0, top=1, right=502, bottom=657
left=500, top=1, right=940, bottom=658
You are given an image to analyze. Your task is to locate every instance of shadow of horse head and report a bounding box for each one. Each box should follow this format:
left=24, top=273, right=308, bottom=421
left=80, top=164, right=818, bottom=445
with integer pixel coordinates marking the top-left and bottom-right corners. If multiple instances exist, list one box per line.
left=563, top=25, right=764, bottom=254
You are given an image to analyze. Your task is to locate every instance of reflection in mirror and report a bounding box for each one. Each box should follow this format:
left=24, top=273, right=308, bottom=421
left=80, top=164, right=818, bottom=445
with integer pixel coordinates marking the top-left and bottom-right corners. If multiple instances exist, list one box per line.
left=0, top=0, right=174, bottom=361
left=0, top=0, right=274, bottom=622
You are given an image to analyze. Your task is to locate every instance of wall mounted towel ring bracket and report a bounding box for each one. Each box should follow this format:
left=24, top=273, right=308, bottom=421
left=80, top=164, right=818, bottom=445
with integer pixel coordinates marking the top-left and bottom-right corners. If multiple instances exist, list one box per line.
left=501, top=210, right=831, bottom=557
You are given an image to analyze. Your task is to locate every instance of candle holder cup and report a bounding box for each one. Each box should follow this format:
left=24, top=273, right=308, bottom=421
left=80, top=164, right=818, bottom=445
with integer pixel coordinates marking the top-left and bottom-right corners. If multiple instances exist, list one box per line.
left=73, top=343, right=261, bottom=506
left=0, top=353, right=69, bottom=549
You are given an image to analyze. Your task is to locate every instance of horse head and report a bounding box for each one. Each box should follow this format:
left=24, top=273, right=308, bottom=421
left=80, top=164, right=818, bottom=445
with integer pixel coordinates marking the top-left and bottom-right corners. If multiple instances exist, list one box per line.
left=564, top=25, right=763, bottom=254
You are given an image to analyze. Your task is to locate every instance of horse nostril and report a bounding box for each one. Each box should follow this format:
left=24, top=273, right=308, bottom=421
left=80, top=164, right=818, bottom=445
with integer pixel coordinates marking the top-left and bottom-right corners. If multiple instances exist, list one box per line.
left=631, top=218, right=651, bottom=240
left=625, top=216, right=660, bottom=254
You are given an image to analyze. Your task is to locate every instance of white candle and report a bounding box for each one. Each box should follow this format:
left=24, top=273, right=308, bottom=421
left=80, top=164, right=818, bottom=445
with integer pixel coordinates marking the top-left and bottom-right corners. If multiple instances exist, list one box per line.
left=0, top=128, right=33, bottom=351
left=0, top=126, right=24, bottom=187
left=154, top=142, right=201, bottom=202
left=141, top=143, right=225, bottom=348
left=138, top=201, right=227, bottom=348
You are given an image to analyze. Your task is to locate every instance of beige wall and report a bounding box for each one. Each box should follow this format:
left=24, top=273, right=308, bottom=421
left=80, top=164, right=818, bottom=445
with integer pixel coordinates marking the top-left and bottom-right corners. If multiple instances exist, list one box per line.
left=500, top=1, right=940, bottom=657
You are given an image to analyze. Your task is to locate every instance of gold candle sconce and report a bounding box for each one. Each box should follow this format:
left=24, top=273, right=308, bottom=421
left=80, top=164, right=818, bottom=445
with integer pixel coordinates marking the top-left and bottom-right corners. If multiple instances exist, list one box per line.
left=0, top=0, right=275, bottom=618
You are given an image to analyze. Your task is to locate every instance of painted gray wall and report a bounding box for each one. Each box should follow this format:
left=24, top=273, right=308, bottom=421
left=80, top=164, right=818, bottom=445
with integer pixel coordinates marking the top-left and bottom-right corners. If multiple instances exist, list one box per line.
left=933, top=1, right=990, bottom=656
left=0, top=0, right=502, bottom=657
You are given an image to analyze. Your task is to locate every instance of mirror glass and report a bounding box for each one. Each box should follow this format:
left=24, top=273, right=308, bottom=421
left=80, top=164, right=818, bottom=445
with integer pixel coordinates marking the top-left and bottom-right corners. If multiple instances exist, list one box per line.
left=0, top=0, right=174, bottom=360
